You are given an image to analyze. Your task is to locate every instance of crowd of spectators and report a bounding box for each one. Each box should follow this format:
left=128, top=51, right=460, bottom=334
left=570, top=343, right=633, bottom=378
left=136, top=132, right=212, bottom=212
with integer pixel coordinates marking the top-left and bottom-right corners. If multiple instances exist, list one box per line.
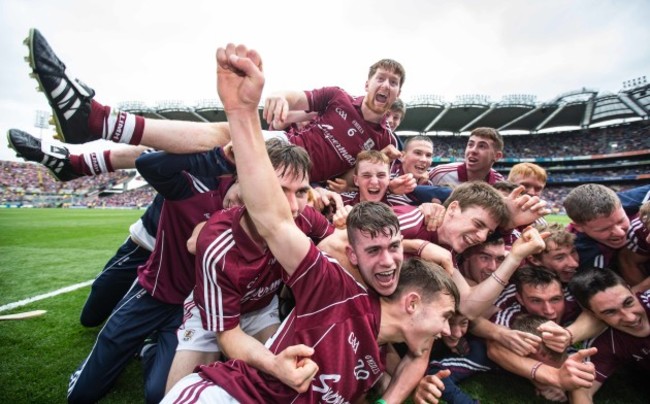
left=0, top=161, right=137, bottom=208
left=2, top=121, right=649, bottom=210
left=417, top=120, right=650, bottom=159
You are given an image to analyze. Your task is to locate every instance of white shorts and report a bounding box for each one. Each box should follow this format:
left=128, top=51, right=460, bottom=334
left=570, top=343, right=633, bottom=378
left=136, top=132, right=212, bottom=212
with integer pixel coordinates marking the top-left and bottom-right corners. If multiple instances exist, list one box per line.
left=262, top=130, right=289, bottom=143
left=176, top=294, right=280, bottom=353
left=161, top=373, right=238, bottom=404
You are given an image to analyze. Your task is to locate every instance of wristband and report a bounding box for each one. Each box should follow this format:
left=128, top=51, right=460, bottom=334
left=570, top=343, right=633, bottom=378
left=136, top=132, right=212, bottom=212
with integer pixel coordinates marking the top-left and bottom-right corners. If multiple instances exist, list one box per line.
left=376, top=400, right=388, bottom=404
left=416, top=241, right=429, bottom=257
left=491, top=272, right=507, bottom=287
left=565, top=327, right=574, bottom=345
left=530, top=361, right=543, bottom=381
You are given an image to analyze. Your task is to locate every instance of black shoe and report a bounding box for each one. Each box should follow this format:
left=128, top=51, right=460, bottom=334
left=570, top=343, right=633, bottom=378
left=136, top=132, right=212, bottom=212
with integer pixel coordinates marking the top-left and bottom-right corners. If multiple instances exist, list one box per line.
left=7, top=129, right=82, bottom=182
left=24, top=28, right=97, bottom=144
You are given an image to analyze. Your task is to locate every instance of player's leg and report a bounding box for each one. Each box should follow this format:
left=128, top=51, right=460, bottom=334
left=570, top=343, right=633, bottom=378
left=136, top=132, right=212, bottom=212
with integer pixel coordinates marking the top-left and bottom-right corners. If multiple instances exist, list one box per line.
left=25, top=28, right=229, bottom=153
left=67, top=284, right=181, bottom=403
left=7, top=129, right=147, bottom=179
left=141, top=312, right=184, bottom=404
left=79, top=238, right=150, bottom=327
left=166, top=297, right=221, bottom=393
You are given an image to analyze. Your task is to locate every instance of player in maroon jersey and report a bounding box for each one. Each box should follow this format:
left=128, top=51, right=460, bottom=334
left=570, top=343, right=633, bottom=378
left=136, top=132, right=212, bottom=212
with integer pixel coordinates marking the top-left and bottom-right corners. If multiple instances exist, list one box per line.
left=568, top=267, right=650, bottom=403
left=428, top=127, right=505, bottom=186
left=26, top=28, right=402, bottom=184
left=165, top=140, right=335, bottom=392
left=163, top=42, right=460, bottom=404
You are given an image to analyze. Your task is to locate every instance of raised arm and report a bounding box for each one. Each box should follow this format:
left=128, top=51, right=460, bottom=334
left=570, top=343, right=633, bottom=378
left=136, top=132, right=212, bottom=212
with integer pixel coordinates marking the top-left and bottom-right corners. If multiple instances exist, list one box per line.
left=217, top=43, right=310, bottom=275
left=263, top=90, right=309, bottom=128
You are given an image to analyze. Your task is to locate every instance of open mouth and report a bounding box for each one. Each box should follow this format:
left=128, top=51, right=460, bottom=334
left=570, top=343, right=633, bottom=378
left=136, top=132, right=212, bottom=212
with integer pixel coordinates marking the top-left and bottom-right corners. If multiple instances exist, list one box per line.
left=375, top=269, right=396, bottom=286
left=375, top=93, right=388, bottom=104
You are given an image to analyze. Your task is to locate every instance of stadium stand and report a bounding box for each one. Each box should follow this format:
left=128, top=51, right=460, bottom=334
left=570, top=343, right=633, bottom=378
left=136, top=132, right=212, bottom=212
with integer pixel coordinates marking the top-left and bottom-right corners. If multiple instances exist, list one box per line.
left=3, top=80, right=649, bottom=210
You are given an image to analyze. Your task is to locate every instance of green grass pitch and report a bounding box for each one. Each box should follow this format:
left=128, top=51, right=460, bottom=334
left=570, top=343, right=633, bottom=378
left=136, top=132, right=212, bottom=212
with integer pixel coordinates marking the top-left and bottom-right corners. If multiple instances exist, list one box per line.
left=0, top=209, right=646, bottom=403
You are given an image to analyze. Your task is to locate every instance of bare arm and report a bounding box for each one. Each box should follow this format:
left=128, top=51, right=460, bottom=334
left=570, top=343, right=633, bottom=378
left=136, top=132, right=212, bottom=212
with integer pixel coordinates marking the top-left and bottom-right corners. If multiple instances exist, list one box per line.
left=470, top=317, right=540, bottom=356
left=487, top=340, right=597, bottom=390
left=460, top=227, right=547, bottom=319
left=217, top=44, right=310, bottom=275
left=218, top=326, right=316, bottom=392
left=565, top=311, right=607, bottom=343
left=380, top=346, right=431, bottom=403
left=569, top=382, right=601, bottom=404
left=263, top=90, right=309, bottom=128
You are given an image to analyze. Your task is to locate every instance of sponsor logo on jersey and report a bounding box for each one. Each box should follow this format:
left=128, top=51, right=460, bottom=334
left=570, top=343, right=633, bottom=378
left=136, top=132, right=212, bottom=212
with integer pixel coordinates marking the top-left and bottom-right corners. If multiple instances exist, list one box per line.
left=241, top=278, right=283, bottom=303
left=319, top=123, right=356, bottom=166
left=364, top=354, right=381, bottom=375
left=312, top=374, right=350, bottom=404
left=351, top=120, right=365, bottom=135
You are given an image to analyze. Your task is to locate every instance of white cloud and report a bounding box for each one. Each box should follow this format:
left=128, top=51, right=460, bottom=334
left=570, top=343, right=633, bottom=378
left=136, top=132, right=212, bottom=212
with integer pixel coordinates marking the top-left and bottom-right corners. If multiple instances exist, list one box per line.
left=1, top=0, right=648, bottom=161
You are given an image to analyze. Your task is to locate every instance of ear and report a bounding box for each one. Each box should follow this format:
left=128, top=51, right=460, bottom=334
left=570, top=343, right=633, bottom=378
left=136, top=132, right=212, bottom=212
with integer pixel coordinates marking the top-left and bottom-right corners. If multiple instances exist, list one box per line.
left=447, top=200, right=460, bottom=216
left=353, top=175, right=359, bottom=187
left=515, top=292, right=524, bottom=306
left=404, top=292, right=420, bottom=315
left=572, top=223, right=584, bottom=232
left=494, top=150, right=503, bottom=161
left=346, top=245, right=358, bottom=266
left=528, top=255, right=542, bottom=266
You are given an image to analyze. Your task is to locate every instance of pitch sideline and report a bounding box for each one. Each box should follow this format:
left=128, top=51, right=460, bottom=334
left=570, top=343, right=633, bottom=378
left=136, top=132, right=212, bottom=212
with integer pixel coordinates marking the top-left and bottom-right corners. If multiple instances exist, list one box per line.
left=0, top=280, right=93, bottom=312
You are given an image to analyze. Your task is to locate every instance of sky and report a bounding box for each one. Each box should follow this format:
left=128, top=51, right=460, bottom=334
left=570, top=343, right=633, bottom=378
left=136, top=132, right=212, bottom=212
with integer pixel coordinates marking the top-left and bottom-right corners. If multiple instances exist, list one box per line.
left=1, top=0, right=649, bottom=162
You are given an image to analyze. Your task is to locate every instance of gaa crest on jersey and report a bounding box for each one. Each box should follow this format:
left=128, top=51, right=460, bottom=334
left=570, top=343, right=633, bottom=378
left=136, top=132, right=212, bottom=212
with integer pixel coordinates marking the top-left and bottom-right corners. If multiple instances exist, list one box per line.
left=182, top=329, right=195, bottom=342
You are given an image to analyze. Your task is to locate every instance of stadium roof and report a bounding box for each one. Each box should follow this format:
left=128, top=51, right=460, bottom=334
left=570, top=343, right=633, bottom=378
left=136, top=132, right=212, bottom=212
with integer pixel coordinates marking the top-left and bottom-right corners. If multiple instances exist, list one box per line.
left=118, top=83, right=650, bottom=134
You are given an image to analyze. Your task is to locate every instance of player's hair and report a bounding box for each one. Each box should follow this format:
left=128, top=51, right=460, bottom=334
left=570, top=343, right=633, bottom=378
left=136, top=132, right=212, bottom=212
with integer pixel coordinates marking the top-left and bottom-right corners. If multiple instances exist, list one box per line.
left=639, top=200, right=650, bottom=228
left=492, top=180, right=519, bottom=195
left=512, top=314, right=567, bottom=364
left=508, top=163, right=547, bottom=184
left=469, top=127, right=504, bottom=152
left=513, top=266, right=562, bottom=295
left=347, top=201, right=400, bottom=246
left=387, top=257, right=460, bottom=311
left=390, top=98, right=406, bottom=116
left=563, top=184, right=621, bottom=224
left=443, top=181, right=509, bottom=228
left=354, top=150, right=390, bottom=174
left=462, top=237, right=505, bottom=259
left=404, top=135, right=433, bottom=151
left=368, top=59, right=405, bottom=88
left=265, top=138, right=312, bottom=182
left=568, top=267, right=627, bottom=311
left=531, top=222, right=576, bottom=261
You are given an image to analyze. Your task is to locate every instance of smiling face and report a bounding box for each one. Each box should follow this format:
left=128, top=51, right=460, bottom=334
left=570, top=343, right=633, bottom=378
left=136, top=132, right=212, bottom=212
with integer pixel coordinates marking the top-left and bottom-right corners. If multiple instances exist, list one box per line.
left=441, top=313, right=470, bottom=349
left=516, top=281, right=565, bottom=322
left=530, top=241, right=579, bottom=284
left=405, top=292, right=456, bottom=356
left=509, top=174, right=546, bottom=197
left=354, top=159, right=390, bottom=203
left=364, top=67, right=402, bottom=116
left=439, top=202, right=499, bottom=253
left=575, top=206, right=630, bottom=249
left=464, top=135, right=503, bottom=174
left=463, top=242, right=507, bottom=284
left=589, top=285, right=650, bottom=338
left=347, top=228, right=403, bottom=296
left=401, top=140, right=433, bottom=179
left=385, top=110, right=404, bottom=131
